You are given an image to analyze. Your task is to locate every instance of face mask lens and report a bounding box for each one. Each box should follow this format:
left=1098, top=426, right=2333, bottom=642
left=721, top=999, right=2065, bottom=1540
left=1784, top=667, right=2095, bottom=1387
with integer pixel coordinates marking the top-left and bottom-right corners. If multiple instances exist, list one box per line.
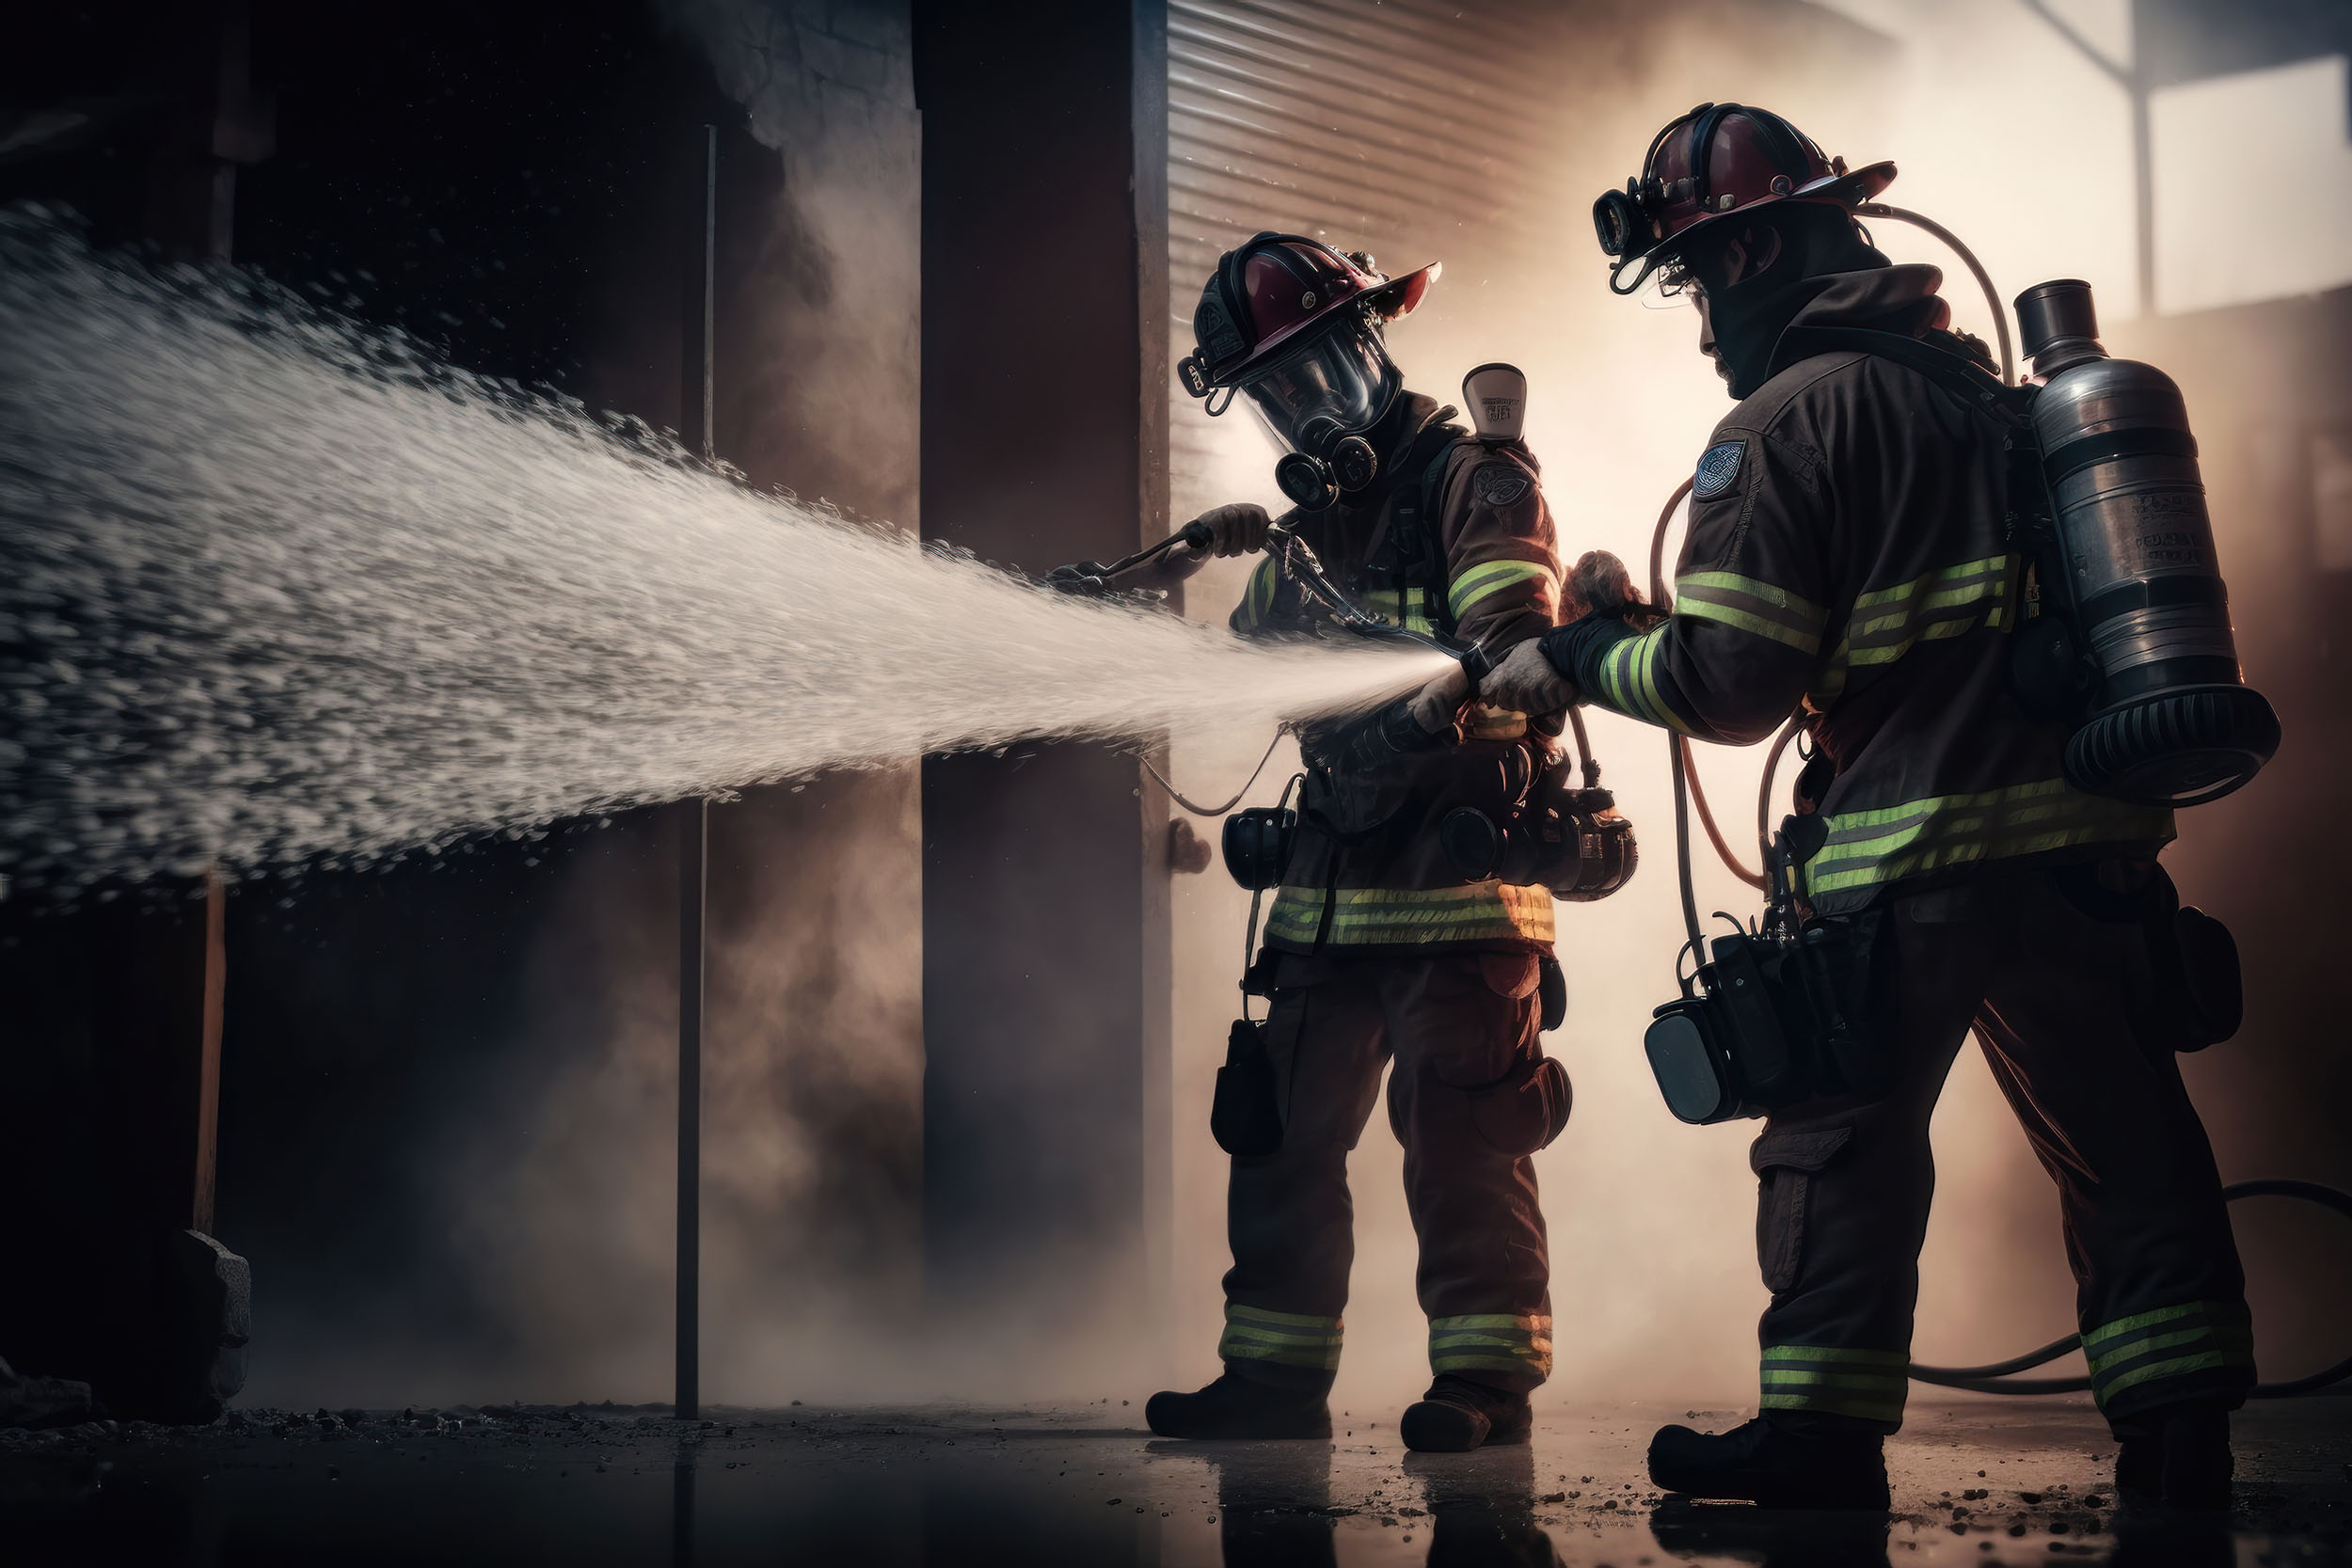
left=1237, top=323, right=1398, bottom=452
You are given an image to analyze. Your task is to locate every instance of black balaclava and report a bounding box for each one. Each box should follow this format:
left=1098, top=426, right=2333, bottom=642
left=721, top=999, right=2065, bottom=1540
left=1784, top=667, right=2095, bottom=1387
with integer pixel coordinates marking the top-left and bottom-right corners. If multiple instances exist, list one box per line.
left=1695, top=204, right=1890, bottom=399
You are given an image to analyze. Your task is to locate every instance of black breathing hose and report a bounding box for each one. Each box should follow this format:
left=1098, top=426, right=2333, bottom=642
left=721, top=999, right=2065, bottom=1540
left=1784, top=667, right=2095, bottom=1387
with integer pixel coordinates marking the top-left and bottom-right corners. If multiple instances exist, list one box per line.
left=1911, top=1180, right=2352, bottom=1398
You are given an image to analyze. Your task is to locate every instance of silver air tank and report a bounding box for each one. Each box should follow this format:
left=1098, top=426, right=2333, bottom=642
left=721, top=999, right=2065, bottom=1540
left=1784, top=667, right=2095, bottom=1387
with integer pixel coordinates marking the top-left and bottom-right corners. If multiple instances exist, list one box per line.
left=2017, top=279, right=2279, bottom=806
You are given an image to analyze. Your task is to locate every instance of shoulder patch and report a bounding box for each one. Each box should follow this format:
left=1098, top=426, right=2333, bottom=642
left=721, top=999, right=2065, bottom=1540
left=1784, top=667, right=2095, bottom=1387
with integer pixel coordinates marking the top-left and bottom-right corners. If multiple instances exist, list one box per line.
left=1692, top=439, right=1746, bottom=501
left=1473, top=463, right=1532, bottom=508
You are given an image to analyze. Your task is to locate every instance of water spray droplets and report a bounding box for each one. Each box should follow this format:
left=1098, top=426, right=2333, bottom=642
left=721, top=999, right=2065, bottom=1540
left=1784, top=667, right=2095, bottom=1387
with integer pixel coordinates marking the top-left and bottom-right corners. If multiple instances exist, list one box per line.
left=0, top=212, right=1440, bottom=893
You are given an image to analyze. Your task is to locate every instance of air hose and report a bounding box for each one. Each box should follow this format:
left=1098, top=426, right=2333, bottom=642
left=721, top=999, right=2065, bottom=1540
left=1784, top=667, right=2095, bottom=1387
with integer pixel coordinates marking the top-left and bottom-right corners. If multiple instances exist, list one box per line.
left=1911, top=1180, right=2352, bottom=1398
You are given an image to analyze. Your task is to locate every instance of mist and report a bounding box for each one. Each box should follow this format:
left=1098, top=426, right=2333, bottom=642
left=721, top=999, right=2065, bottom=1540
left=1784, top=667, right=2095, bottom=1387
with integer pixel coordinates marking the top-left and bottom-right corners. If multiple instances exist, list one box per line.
left=0, top=212, right=1440, bottom=895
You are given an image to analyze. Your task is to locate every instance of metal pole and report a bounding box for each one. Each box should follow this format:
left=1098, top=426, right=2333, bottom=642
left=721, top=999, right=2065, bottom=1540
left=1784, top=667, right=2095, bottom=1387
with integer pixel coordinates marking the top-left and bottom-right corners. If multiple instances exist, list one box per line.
left=2020, top=0, right=2153, bottom=315
left=675, top=121, right=716, bottom=1424
left=2129, top=73, right=2156, bottom=316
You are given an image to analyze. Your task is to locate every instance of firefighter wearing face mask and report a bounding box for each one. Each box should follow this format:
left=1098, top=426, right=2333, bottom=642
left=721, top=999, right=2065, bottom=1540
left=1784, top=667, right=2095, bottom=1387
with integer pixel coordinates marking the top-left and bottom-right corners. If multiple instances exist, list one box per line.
left=1482, top=104, right=2253, bottom=1511
left=1136, top=233, right=1570, bottom=1453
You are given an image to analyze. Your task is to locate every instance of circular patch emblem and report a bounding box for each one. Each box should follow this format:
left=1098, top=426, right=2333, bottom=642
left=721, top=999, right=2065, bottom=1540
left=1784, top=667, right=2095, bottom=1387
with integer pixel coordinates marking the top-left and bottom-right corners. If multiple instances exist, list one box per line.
left=1474, top=464, right=1533, bottom=508
left=1692, top=439, right=1746, bottom=501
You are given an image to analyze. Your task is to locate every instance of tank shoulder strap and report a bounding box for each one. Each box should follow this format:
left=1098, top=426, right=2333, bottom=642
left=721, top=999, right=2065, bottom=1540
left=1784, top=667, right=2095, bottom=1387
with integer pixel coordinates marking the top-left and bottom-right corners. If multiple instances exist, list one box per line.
left=1782, top=325, right=2058, bottom=641
left=1777, top=325, right=2031, bottom=428
left=1374, top=421, right=1470, bottom=635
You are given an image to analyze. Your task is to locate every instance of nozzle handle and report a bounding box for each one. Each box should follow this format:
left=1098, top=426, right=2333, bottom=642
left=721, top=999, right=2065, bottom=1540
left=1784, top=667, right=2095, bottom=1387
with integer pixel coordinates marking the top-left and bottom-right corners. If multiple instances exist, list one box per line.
left=1458, top=643, right=1495, bottom=697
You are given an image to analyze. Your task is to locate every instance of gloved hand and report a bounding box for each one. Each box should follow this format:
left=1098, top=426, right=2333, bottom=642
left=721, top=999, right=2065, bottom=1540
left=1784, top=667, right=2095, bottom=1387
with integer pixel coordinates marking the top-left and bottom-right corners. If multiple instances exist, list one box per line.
left=1567, top=549, right=1648, bottom=622
left=1188, top=501, right=1274, bottom=558
left=1406, top=659, right=1471, bottom=734
left=1481, top=638, right=1579, bottom=716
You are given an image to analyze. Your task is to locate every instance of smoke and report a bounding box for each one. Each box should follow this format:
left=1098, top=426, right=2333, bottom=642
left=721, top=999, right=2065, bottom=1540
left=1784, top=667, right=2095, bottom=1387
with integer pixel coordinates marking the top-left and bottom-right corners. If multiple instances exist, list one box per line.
left=0, top=212, right=1441, bottom=895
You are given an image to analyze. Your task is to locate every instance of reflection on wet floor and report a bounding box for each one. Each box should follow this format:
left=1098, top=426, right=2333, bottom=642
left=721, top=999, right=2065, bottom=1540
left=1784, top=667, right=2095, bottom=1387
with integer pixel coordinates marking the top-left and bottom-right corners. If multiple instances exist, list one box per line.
left=4, top=1396, right=2345, bottom=1564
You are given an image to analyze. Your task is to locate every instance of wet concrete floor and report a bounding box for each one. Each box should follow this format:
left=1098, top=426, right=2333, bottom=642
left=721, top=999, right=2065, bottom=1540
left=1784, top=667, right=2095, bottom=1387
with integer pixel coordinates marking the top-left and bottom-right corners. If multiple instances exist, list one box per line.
left=5, top=1394, right=2346, bottom=1564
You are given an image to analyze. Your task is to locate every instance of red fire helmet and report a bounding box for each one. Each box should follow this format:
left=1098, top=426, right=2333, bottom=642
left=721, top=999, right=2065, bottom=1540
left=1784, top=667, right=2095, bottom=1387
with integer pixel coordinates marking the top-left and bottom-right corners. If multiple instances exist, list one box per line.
left=1594, top=103, right=1895, bottom=293
left=1179, top=233, right=1438, bottom=400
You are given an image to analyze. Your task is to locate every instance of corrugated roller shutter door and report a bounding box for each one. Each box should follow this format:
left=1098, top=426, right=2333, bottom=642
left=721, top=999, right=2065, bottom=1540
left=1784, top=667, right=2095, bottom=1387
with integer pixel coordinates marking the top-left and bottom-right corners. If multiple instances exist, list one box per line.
left=1167, top=0, right=1577, bottom=515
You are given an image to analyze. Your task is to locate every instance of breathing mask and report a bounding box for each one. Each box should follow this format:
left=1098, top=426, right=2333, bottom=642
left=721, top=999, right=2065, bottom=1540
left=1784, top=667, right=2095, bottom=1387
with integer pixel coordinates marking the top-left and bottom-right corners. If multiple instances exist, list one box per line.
left=1241, top=319, right=1403, bottom=510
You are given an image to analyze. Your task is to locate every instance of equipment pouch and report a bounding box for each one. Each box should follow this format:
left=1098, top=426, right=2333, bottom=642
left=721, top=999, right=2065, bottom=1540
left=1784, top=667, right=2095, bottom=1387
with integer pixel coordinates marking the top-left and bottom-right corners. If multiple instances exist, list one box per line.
left=1751, top=1124, right=1853, bottom=1293
left=1211, top=1017, right=1283, bottom=1158
left=1537, top=955, right=1566, bottom=1032
left=1466, top=1054, right=1574, bottom=1157
left=2150, top=905, right=2244, bottom=1052
left=1223, top=807, right=1297, bottom=892
left=2056, top=861, right=2241, bottom=1052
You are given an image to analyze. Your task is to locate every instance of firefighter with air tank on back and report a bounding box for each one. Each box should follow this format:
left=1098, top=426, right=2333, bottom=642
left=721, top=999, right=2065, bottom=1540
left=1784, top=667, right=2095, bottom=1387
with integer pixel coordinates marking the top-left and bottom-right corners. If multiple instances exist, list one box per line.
left=1480, top=101, right=2280, bottom=1512
left=1087, top=231, right=1642, bottom=1452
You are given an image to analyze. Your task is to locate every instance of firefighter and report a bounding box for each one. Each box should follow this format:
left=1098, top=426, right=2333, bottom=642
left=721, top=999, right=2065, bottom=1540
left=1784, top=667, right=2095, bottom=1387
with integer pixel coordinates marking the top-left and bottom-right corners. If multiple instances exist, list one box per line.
left=1136, top=233, right=1570, bottom=1452
left=1482, top=104, right=2252, bottom=1509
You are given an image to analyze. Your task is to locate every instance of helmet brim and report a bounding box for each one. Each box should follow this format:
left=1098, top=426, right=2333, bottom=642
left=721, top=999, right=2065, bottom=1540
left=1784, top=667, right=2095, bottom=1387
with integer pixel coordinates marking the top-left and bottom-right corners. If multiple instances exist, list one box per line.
left=1222, top=261, right=1439, bottom=385
left=1610, top=161, right=1897, bottom=294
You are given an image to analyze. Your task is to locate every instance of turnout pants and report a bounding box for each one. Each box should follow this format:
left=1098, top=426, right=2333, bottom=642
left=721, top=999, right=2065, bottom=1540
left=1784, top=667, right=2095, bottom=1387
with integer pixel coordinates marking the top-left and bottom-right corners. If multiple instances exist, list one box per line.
left=1754, top=861, right=2251, bottom=1435
left=1217, top=950, right=1566, bottom=1396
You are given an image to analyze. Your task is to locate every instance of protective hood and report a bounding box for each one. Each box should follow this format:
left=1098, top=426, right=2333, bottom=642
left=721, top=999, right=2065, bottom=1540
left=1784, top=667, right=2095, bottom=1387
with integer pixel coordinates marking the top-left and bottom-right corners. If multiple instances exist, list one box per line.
left=1704, top=217, right=1905, bottom=399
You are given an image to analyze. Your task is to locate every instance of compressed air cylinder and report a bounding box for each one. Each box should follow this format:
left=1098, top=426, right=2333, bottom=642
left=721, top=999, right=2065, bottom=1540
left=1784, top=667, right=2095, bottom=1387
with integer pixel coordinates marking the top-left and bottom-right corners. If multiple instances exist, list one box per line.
left=2018, top=279, right=2280, bottom=806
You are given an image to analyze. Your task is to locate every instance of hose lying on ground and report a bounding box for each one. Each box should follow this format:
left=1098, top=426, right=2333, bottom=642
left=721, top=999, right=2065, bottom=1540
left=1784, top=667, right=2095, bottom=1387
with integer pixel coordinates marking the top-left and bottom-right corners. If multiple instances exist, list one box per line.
left=1911, top=1180, right=2352, bottom=1398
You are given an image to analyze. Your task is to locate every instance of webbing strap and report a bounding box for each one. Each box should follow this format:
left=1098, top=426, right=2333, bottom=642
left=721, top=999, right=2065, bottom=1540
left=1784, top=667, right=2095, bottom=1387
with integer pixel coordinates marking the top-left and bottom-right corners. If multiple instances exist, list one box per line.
left=1775, top=325, right=2026, bottom=425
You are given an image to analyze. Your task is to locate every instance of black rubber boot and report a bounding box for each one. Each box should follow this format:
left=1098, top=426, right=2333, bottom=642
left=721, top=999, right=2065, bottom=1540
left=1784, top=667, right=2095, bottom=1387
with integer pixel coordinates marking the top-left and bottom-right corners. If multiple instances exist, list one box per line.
left=1145, top=1373, right=1331, bottom=1440
left=1647, top=1415, right=1890, bottom=1511
left=2113, top=1402, right=2233, bottom=1511
left=1399, top=1374, right=1533, bottom=1453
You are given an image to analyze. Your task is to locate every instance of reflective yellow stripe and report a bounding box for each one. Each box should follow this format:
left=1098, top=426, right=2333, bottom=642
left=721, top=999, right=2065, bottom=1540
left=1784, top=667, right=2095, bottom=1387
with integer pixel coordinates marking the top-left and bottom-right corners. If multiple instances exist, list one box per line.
left=1806, top=641, right=1849, bottom=710
left=1845, top=554, right=2016, bottom=668
left=1588, top=624, right=1693, bottom=734
left=1630, top=630, right=1694, bottom=735
left=2100, top=1352, right=2229, bottom=1399
left=1263, top=882, right=1554, bottom=946
left=1758, top=1344, right=1908, bottom=1422
left=2085, top=1325, right=2221, bottom=1377
left=1675, top=571, right=1826, bottom=655
left=1429, top=1313, right=1552, bottom=1378
left=1220, top=1304, right=1343, bottom=1370
left=2080, top=1300, right=2254, bottom=1409
left=1238, top=557, right=1280, bottom=630
left=1804, top=778, right=2171, bottom=897
left=1448, top=559, right=1554, bottom=622
left=1761, top=1345, right=1908, bottom=1367
left=1359, top=585, right=1437, bottom=636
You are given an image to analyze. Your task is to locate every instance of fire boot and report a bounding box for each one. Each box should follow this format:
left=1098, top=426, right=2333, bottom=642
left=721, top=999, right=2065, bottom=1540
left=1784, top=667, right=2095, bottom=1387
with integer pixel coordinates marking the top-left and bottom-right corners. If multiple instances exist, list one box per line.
left=2113, top=1402, right=2233, bottom=1511
left=1146, top=1373, right=1331, bottom=1440
left=1399, top=1374, right=1532, bottom=1453
left=1646, top=1415, right=1890, bottom=1511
